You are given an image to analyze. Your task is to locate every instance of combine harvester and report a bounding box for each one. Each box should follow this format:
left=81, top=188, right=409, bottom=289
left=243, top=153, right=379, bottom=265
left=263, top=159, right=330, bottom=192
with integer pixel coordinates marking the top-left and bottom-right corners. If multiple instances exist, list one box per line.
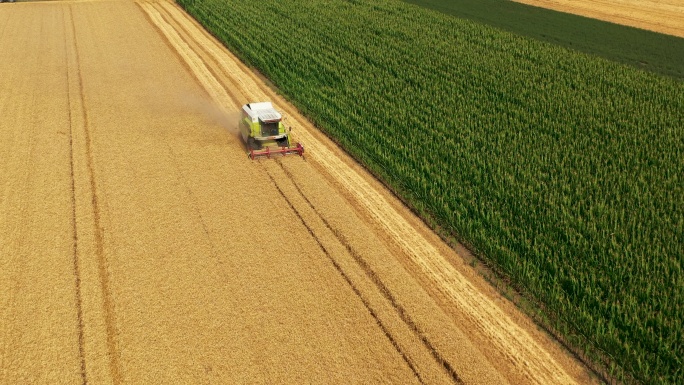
left=240, top=102, right=304, bottom=160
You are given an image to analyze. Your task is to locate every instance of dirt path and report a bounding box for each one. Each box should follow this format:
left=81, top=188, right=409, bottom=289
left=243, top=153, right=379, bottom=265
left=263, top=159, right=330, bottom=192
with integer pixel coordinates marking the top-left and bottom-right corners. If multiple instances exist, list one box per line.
left=511, top=0, right=684, bottom=38
left=1, top=1, right=594, bottom=383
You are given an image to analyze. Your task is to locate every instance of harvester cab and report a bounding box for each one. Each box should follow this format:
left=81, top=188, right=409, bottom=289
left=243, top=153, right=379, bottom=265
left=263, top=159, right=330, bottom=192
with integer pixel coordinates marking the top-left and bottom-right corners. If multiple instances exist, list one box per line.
left=240, top=102, right=304, bottom=159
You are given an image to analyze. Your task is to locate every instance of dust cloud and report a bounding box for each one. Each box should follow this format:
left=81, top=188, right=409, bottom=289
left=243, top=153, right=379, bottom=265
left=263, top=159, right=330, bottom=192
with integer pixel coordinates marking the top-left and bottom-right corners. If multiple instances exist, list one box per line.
left=175, top=92, right=241, bottom=135
left=137, top=88, right=241, bottom=136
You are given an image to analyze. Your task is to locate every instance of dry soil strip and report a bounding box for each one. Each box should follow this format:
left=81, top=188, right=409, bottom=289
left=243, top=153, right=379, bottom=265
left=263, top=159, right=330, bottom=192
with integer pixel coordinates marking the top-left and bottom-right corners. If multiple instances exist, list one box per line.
left=511, top=0, right=684, bottom=38
left=64, top=5, right=118, bottom=384
left=144, top=2, right=576, bottom=384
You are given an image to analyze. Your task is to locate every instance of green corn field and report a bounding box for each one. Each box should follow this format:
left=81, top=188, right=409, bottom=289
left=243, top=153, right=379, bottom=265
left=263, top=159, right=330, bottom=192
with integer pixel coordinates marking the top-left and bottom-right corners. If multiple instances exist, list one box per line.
left=177, top=0, right=684, bottom=383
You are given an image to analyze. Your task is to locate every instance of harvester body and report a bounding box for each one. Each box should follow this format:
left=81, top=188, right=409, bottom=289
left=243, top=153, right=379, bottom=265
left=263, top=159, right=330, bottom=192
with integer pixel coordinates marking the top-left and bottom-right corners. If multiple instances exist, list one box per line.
left=240, top=102, right=303, bottom=159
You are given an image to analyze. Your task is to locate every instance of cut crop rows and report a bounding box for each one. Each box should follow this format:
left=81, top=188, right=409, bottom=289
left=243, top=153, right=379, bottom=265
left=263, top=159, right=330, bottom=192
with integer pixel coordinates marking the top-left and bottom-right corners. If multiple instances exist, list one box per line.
left=177, top=0, right=684, bottom=383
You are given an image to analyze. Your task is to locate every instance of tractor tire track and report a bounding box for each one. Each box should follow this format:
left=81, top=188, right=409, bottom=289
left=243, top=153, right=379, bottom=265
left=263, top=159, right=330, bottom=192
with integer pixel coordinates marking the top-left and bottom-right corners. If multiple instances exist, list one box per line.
left=64, top=5, right=119, bottom=385
left=270, top=160, right=463, bottom=385
left=261, top=163, right=428, bottom=385
left=63, top=5, right=88, bottom=384
left=1, top=5, right=94, bottom=383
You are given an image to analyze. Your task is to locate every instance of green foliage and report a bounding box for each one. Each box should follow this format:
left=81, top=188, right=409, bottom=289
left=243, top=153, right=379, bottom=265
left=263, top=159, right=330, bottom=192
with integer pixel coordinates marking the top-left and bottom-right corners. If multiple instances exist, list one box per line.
left=178, top=0, right=684, bottom=383
left=401, top=0, right=684, bottom=80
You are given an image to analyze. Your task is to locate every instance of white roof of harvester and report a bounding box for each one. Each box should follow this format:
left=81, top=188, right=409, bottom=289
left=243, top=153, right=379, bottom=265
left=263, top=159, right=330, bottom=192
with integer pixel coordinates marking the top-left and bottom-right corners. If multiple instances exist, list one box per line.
left=243, top=102, right=282, bottom=122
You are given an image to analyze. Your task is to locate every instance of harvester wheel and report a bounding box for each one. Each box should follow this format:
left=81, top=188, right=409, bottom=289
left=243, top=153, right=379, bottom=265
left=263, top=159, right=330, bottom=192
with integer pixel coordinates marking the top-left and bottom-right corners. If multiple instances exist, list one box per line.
left=247, top=137, right=261, bottom=150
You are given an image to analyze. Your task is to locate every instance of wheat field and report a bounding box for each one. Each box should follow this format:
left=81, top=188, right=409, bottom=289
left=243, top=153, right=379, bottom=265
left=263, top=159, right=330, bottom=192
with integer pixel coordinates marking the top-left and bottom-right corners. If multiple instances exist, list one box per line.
left=0, top=1, right=597, bottom=383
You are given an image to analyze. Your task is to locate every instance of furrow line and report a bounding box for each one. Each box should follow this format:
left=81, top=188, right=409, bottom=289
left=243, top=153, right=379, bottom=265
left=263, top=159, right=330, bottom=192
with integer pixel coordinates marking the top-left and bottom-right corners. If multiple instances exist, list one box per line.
left=274, top=160, right=463, bottom=384
left=64, top=5, right=118, bottom=384
left=62, top=6, right=88, bottom=385
left=261, top=164, right=427, bottom=385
